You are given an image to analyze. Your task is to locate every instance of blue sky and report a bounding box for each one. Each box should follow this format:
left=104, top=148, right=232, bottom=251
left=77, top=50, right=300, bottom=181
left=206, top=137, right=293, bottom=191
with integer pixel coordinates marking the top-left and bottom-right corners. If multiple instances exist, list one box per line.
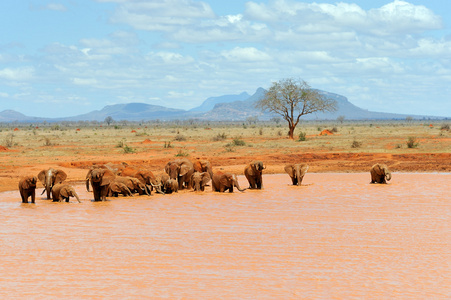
left=1, top=0, right=450, bottom=118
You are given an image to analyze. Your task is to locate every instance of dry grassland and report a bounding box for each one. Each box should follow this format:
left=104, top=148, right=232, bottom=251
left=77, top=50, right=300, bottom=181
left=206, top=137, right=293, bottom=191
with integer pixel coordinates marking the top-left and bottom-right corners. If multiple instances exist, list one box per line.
left=0, top=121, right=450, bottom=192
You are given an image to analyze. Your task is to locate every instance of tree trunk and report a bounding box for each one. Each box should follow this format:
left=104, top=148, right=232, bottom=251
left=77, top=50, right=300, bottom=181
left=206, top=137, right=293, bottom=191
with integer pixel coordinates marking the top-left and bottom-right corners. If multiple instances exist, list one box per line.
left=288, top=125, right=295, bottom=139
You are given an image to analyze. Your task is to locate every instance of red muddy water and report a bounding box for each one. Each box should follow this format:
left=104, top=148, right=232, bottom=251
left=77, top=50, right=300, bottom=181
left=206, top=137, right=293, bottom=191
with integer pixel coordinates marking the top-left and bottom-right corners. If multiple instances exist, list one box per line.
left=1, top=173, right=450, bottom=299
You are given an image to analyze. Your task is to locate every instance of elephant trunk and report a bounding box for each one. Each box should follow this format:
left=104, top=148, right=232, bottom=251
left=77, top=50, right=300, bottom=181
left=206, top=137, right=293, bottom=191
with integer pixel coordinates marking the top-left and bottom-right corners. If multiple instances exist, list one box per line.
left=86, top=179, right=90, bottom=192
left=233, top=175, right=246, bottom=192
left=74, top=192, right=81, bottom=203
left=385, top=170, right=392, bottom=182
left=151, top=183, right=164, bottom=194
left=46, top=171, right=53, bottom=199
left=295, top=165, right=302, bottom=186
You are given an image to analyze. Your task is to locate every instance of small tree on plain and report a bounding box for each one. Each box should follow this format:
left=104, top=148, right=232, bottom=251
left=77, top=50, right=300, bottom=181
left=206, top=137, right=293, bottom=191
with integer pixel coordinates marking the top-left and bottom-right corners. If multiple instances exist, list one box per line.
left=255, top=78, right=337, bottom=139
left=337, top=115, right=345, bottom=124
left=104, top=116, right=114, bottom=126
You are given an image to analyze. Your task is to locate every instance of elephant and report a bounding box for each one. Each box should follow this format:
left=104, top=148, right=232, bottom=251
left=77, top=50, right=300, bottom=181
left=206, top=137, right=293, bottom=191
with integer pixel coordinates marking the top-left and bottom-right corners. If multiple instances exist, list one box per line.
left=284, top=163, right=309, bottom=186
left=212, top=172, right=246, bottom=193
left=37, top=168, right=67, bottom=200
left=128, top=169, right=164, bottom=195
left=114, top=176, right=150, bottom=196
left=108, top=181, right=133, bottom=197
left=159, top=173, right=170, bottom=193
left=244, top=161, right=265, bottom=189
left=191, top=172, right=211, bottom=192
left=164, top=178, right=179, bottom=194
left=19, top=176, right=37, bottom=203
left=193, top=159, right=213, bottom=179
left=86, top=167, right=115, bottom=201
left=51, top=183, right=81, bottom=203
left=165, top=158, right=194, bottom=190
left=370, top=163, right=392, bottom=184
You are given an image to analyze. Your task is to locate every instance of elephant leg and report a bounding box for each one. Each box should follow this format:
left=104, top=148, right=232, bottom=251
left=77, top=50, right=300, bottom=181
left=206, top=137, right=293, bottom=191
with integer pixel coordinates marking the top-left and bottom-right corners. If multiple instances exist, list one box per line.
left=21, top=193, right=27, bottom=203
left=31, top=191, right=35, bottom=204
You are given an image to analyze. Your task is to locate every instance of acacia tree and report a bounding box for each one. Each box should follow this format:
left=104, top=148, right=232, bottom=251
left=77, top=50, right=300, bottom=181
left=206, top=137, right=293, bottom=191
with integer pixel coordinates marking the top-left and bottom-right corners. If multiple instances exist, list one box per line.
left=256, top=78, right=338, bottom=139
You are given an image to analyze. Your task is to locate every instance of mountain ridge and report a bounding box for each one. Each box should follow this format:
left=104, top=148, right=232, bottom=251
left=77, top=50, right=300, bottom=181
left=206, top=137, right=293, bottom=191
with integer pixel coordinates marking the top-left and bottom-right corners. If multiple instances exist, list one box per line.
left=0, top=88, right=447, bottom=123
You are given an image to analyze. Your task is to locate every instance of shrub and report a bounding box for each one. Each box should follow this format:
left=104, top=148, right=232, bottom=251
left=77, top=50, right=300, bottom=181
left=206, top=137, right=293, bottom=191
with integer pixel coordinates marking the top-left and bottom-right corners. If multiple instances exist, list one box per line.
left=351, top=139, right=362, bottom=148
left=175, top=149, right=189, bottom=157
left=164, top=141, right=173, bottom=148
left=122, top=144, right=136, bottom=154
left=406, top=136, right=419, bottom=148
left=440, top=124, right=450, bottom=131
left=3, top=133, right=14, bottom=148
left=297, top=131, right=306, bottom=142
left=174, top=134, right=186, bottom=141
left=43, top=137, right=53, bottom=146
left=232, top=138, right=246, bottom=146
left=331, top=127, right=338, bottom=133
left=212, top=132, right=227, bottom=141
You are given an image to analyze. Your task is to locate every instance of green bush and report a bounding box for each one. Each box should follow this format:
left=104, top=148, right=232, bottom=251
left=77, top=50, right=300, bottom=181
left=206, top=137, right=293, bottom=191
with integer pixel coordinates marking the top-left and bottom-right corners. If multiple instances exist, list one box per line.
left=297, top=132, right=306, bottom=141
left=406, top=136, right=419, bottom=148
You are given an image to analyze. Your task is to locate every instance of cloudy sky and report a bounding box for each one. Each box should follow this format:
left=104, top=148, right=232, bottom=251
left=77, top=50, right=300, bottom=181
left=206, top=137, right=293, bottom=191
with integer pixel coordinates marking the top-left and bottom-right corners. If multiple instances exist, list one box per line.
left=1, top=0, right=450, bottom=118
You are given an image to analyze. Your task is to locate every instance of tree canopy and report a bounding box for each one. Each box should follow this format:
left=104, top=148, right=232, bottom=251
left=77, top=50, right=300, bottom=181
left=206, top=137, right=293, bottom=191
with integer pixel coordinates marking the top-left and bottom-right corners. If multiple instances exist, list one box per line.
left=255, top=78, right=338, bottom=139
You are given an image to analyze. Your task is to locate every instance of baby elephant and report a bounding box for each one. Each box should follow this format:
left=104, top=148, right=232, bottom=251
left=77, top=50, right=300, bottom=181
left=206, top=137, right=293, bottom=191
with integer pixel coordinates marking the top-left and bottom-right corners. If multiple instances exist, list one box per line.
left=19, top=176, right=38, bottom=203
left=191, top=172, right=211, bottom=192
left=370, top=163, right=392, bottom=184
left=164, top=178, right=179, bottom=194
left=52, top=183, right=81, bottom=203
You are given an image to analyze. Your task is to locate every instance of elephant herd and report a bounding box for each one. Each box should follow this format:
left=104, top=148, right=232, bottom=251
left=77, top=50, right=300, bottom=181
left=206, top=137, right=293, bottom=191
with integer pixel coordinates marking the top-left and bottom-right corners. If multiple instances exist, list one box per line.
left=18, top=160, right=392, bottom=203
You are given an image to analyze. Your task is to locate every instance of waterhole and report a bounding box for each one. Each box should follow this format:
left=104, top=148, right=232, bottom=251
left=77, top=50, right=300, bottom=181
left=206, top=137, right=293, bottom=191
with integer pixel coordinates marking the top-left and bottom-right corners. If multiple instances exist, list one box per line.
left=1, top=173, right=449, bottom=299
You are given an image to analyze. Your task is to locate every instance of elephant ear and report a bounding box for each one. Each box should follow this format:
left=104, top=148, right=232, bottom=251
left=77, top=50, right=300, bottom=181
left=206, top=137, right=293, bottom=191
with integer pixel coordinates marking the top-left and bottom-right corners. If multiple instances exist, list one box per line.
left=179, top=164, right=190, bottom=176
left=202, top=172, right=211, bottom=185
left=220, top=174, right=231, bottom=187
left=373, top=164, right=383, bottom=175
left=60, top=186, right=69, bottom=198
left=164, top=162, right=172, bottom=175
left=22, top=177, right=31, bottom=190
left=300, top=164, right=309, bottom=176
left=54, top=169, right=67, bottom=184
left=37, top=170, right=46, bottom=184
left=109, top=182, right=119, bottom=193
left=193, top=161, right=202, bottom=173
left=246, top=164, right=256, bottom=176
left=284, top=165, right=294, bottom=176
left=134, top=172, right=145, bottom=183
left=101, top=169, right=115, bottom=186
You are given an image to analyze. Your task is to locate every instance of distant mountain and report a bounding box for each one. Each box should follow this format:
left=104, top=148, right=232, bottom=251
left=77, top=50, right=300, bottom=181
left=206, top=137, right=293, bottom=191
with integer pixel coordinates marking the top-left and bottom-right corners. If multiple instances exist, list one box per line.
left=0, top=89, right=446, bottom=123
left=0, top=110, right=46, bottom=123
left=200, top=88, right=439, bottom=121
left=189, top=91, right=250, bottom=112
left=58, top=103, right=187, bottom=122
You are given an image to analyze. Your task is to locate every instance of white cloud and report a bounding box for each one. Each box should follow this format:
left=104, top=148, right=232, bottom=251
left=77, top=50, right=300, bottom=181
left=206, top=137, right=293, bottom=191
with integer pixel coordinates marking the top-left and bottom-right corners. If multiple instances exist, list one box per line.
left=46, top=3, right=67, bottom=12
left=109, top=0, right=215, bottom=31
left=0, top=67, right=34, bottom=81
left=72, top=78, right=98, bottom=85
left=221, top=47, right=272, bottom=62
